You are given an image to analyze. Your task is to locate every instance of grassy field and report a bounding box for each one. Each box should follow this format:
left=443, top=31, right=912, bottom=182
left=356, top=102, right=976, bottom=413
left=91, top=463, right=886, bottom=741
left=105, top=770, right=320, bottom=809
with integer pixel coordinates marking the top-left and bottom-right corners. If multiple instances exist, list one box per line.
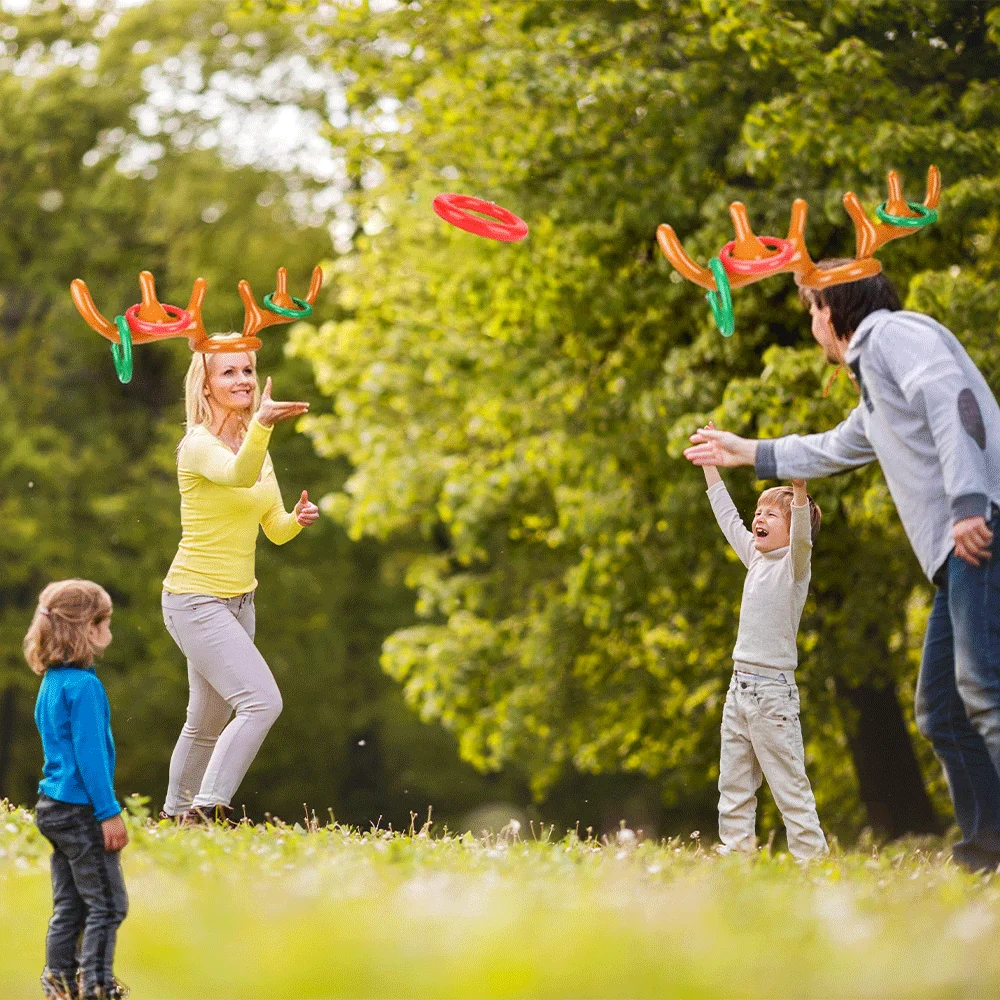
left=1, top=801, right=998, bottom=1000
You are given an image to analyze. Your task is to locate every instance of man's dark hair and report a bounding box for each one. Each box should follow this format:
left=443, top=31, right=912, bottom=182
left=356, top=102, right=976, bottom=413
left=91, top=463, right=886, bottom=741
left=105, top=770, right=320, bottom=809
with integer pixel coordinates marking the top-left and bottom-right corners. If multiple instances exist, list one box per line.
left=797, top=259, right=902, bottom=339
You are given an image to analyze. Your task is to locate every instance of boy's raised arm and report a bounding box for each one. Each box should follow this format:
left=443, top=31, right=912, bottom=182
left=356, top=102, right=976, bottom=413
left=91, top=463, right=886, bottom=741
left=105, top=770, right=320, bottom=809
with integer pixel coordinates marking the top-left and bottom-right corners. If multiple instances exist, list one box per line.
left=698, top=423, right=755, bottom=567
left=790, top=478, right=812, bottom=580
left=706, top=478, right=756, bottom=569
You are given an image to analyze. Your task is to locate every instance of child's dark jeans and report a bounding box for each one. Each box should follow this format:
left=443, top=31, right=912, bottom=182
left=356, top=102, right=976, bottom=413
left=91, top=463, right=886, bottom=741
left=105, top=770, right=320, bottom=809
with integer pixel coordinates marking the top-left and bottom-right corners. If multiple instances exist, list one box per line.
left=35, top=794, right=128, bottom=998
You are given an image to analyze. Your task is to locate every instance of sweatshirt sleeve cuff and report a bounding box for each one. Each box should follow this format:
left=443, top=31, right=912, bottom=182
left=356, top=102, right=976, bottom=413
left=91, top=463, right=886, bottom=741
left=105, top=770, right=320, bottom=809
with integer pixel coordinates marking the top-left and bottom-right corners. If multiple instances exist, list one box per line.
left=951, top=493, right=990, bottom=523
left=755, top=440, right=778, bottom=480
left=248, top=415, right=274, bottom=440
left=94, top=800, right=123, bottom=822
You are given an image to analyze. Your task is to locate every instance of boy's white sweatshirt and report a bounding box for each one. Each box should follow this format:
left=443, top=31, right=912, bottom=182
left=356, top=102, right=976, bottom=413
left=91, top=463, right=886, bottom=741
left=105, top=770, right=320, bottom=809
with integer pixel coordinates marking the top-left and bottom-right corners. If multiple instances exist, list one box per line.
left=706, top=480, right=812, bottom=672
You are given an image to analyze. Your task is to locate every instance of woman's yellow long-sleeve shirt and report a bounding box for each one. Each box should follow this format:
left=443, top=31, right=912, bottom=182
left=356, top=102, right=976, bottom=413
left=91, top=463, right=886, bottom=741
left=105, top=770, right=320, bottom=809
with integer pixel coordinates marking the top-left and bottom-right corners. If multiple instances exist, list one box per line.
left=162, top=417, right=302, bottom=598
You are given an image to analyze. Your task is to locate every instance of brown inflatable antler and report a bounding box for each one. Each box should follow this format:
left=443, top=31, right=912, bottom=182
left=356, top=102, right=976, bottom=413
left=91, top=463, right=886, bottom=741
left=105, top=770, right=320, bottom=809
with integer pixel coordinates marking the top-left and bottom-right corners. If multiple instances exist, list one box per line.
left=71, top=272, right=206, bottom=346
left=656, top=166, right=940, bottom=294
left=215, top=265, right=324, bottom=354
left=71, top=267, right=322, bottom=354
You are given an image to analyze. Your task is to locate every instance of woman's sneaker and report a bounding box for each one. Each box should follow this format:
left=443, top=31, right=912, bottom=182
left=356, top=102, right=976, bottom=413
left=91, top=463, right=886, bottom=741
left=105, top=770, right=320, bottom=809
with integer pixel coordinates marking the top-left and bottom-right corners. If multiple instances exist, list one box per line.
left=179, top=804, right=234, bottom=827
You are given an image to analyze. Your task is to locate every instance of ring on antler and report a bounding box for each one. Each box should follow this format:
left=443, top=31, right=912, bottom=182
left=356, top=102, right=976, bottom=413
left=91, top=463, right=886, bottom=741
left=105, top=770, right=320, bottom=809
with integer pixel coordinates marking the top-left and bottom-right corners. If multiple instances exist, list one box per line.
left=706, top=258, right=735, bottom=338
left=112, top=316, right=134, bottom=384
left=125, top=303, right=193, bottom=336
left=874, top=201, right=938, bottom=229
left=263, top=293, right=313, bottom=319
left=719, top=237, right=795, bottom=276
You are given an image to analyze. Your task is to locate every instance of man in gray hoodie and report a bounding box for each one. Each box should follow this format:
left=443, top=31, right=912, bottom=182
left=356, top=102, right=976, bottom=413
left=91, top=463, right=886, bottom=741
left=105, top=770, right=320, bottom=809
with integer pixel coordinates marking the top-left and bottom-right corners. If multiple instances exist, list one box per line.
left=683, top=265, right=1000, bottom=871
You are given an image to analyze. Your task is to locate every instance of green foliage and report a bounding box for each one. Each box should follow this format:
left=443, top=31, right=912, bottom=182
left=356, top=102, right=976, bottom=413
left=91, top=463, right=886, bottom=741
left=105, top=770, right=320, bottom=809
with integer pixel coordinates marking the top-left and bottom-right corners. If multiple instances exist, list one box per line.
left=2, top=801, right=998, bottom=999
left=287, top=0, right=1000, bottom=831
left=0, top=0, right=535, bottom=830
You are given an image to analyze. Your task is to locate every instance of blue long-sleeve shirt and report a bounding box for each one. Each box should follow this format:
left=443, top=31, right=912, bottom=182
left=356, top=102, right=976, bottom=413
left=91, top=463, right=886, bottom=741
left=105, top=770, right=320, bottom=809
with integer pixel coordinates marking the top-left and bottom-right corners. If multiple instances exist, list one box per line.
left=35, top=664, right=121, bottom=822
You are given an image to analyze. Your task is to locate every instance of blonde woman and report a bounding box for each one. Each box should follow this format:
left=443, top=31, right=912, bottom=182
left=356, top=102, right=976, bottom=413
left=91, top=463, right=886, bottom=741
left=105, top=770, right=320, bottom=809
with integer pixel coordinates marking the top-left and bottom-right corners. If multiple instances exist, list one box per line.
left=160, top=335, right=319, bottom=823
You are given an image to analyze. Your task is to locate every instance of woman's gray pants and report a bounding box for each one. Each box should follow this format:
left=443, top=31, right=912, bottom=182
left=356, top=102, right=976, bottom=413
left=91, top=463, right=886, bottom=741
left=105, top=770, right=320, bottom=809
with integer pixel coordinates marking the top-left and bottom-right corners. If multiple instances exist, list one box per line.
left=161, top=591, right=282, bottom=814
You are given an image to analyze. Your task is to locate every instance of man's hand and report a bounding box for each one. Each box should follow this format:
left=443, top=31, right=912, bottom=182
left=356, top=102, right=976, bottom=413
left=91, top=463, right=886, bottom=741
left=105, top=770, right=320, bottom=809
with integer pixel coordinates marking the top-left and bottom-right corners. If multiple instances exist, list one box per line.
left=791, top=478, right=807, bottom=506
left=256, top=377, right=309, bottom=429
left=101, top=814, right=128, bottom=853
left=954, top=515, right=993, bottom=567
left=294, top=490, right=320, bottom=527
left=684, top=426, right=758, bottom=468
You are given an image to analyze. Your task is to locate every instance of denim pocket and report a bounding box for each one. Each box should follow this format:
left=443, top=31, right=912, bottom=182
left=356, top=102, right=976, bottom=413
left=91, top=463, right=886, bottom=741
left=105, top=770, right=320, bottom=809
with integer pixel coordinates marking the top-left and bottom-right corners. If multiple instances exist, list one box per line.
left=162, top=611, right=187, bottom=657
left=755, top=683, right=799, bottom=723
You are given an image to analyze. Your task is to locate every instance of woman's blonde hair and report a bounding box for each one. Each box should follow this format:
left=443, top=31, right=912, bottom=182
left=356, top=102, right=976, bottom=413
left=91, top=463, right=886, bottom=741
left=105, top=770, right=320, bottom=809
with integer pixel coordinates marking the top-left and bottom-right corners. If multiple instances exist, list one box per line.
left=182, top=335, right=260, bottom=434
left=24, top=579, right=113, bottom=676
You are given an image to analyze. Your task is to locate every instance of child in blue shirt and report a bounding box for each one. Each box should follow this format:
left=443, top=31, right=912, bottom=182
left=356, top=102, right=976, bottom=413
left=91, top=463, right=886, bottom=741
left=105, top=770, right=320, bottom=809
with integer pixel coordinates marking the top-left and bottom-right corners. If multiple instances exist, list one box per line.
left=25, top=579, right=129, bottom=1000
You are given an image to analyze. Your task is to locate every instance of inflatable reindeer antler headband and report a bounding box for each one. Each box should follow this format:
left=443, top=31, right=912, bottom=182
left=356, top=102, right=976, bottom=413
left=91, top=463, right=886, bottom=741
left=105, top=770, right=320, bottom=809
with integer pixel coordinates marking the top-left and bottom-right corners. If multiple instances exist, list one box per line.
left=71, top=266, right=323, bottom=383
left=656, top=167, right=941, bottom=337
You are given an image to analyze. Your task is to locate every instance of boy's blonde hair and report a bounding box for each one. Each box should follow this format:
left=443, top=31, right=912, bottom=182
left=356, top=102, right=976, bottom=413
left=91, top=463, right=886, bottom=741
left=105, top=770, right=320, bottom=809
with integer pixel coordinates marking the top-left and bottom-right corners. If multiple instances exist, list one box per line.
left=756, top=486, right=822, bottom=542
left=23, top=580, right=113, bottom=676
left=182, top=335, right=260, bottom=434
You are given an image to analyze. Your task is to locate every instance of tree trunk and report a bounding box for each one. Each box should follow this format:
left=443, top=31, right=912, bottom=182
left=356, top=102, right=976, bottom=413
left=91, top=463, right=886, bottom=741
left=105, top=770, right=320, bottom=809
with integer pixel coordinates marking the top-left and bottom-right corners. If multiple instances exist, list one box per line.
left=841, top=680, right=943, bottom=838
left=0, top=685, right=16, bottom=801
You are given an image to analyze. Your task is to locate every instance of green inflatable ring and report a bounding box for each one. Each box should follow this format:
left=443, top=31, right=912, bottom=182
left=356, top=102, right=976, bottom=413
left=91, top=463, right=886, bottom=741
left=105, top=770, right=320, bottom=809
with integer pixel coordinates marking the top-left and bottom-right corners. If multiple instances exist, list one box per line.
left=263, top=293, right=313, bottom=319
left=112, top=315, right=134, bottom=384
left=874, top=201, right=938, bottom=229
left=706, top=257, right=735, bottom=337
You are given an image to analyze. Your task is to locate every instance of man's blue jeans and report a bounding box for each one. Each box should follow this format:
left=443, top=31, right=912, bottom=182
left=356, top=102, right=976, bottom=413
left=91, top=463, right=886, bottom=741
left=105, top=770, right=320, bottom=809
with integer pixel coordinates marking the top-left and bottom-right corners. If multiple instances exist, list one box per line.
left=916, top=510, right=1000, bottom=870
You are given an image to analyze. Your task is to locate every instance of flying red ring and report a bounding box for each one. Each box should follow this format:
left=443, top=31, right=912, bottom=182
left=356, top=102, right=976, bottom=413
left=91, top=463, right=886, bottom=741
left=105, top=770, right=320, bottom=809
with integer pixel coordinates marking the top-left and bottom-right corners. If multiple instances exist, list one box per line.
left=719, top=237, right=795, bottom=276
left=432, top=193, right=528, bottom=242
left=125, top=302, right=193, bottom=335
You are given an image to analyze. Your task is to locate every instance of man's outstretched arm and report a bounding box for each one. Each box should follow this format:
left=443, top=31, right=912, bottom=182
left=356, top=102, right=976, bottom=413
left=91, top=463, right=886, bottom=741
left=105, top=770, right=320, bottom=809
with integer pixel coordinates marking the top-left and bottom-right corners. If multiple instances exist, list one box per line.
left=684, top=405, right=876, bottom=480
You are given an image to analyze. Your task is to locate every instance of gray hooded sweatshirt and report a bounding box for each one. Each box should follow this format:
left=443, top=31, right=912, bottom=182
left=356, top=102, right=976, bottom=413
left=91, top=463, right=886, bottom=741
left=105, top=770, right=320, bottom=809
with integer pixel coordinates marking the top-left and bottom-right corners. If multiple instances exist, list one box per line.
left=707, top=480, right=812, bottom=672
left=755, top=309, right=1000, bottom=582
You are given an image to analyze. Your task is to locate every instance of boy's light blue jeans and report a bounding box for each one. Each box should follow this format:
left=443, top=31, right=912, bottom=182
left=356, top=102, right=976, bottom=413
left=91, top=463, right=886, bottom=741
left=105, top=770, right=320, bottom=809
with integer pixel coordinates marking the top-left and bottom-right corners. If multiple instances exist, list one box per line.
left=916, top=508, right=1000, bottom=871
left=719, top=669, right=828, bottom=859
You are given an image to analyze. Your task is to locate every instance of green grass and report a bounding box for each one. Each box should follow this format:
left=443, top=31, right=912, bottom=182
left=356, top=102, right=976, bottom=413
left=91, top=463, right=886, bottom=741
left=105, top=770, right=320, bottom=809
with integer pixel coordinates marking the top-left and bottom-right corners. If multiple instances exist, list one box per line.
left=1, top=801, right=998, bottom=1000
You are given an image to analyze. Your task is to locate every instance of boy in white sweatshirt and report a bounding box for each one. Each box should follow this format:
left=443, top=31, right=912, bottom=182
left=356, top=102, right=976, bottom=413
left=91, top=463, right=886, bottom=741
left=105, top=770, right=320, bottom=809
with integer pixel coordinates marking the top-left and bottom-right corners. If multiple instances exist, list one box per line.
left=700, top=425, right=827, bottom=860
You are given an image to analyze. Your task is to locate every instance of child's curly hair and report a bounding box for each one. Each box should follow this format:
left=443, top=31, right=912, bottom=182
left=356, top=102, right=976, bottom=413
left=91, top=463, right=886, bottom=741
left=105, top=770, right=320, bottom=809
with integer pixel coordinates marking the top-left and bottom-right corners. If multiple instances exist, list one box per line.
left=23, top=580, right=113, bottom=676
left=756, top=486, right=822, bottom=542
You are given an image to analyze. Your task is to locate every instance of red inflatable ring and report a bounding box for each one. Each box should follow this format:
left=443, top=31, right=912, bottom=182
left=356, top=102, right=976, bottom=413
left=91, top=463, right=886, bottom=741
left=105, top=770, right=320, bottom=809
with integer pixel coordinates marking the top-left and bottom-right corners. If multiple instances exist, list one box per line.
left=433, top=193, right=528, bottom=242
left=125, top=302, right=193, bottom=336
left=719, top=236, right=795, bottom=276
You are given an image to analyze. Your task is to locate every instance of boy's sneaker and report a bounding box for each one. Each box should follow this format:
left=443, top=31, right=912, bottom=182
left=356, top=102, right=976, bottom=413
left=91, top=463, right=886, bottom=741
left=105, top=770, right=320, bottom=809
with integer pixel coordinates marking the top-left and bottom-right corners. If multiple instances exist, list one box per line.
left=40, top=968, right=76, bottom=999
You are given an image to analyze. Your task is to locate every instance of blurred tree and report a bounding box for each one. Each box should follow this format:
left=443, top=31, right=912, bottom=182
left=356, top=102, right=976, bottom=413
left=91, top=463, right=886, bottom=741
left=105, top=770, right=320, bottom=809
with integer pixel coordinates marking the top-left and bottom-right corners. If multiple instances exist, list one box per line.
left=0, top=0, right=542, bottom=831
left=287, top=0, right=1000, bottom=838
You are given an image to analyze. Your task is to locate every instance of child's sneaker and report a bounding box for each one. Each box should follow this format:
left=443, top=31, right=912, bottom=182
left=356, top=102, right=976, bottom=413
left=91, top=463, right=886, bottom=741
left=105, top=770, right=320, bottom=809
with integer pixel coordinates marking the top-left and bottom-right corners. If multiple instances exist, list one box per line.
left=40, top=968, right=75, bottom=1000
left=81, top=978, right=130, bottom=1000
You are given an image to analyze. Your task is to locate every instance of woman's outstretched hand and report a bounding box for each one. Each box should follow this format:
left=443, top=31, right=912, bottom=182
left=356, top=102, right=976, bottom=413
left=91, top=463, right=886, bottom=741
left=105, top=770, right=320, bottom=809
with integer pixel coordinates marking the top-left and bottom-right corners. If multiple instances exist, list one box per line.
left=684, top=425, right=758, bottom=468
left=294, top=490, right=320, bottom=527
left=256, top=377, right=309, bottom=428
